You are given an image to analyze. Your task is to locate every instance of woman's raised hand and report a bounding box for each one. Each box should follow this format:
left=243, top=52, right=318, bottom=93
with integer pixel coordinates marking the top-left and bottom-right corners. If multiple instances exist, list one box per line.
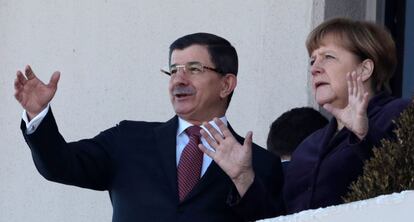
left=323, top=71, right=370, bottom=140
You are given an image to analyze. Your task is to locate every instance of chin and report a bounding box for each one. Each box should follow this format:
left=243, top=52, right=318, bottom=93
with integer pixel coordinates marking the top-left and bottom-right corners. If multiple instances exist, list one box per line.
left=173, top=106, right=195, bottom=118
left=315, top=97, right=332, bottom=107
left=317, top=99, right=348, bottom=110
left=315, top=91, right=338, bottom=106
left=174, top=109, right=190, bottom=117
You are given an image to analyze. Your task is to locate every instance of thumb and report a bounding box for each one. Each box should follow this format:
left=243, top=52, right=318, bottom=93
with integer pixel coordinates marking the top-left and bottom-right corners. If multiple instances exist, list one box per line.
left=243, top=131, right=253, bottom=148
left=48, top=71, right=61, bottom=89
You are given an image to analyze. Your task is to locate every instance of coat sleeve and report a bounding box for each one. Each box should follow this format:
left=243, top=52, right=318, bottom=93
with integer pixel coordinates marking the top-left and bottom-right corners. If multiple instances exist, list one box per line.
left=227, top=146, right=285, bottom=220
left=21, top=108, right=117, bottom=190
left=348, top=99, right=410, bottom=160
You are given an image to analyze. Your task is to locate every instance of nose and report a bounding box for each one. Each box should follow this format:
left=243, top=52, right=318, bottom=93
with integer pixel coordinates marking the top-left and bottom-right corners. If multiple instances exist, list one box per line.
left=176, top=66, right=186, bottom=75
left=310, top=59, right=323, bottom=76
left=171, top=68, right=189, bottom=85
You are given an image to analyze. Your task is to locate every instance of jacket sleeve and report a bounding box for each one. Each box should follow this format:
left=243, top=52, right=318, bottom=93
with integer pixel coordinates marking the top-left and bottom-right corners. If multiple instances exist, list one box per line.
left=227, top=147, right=285, bottom=220
left=348, top=99, right=410, bottom=160
left=21, top=108, right=117, bottom=190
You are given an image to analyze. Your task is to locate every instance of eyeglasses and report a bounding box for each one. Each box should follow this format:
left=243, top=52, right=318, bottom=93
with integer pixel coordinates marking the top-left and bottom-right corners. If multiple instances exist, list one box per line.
left=161, top=61, right=222, bottom=76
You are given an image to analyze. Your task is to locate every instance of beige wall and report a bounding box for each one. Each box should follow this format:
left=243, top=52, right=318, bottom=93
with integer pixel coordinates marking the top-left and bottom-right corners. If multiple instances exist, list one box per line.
left=0, top=0, right=371, bottom=221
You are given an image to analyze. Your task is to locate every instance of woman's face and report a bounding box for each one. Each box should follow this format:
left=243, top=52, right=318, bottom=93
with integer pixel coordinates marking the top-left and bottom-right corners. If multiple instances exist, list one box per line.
left=310, top=35, right=362, bottom=109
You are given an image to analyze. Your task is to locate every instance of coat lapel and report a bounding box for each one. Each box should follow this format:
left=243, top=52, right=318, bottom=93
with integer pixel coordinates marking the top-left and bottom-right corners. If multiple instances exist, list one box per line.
left=181, top=123, right=240, bottom=202
left=153, top=116, right=179, bottom=201
left=318, top=119, right=339, bottom=159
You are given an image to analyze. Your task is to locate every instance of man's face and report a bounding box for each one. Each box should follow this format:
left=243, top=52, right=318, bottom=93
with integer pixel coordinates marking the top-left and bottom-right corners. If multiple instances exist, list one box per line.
left=169, top=45, right=227, bottom=124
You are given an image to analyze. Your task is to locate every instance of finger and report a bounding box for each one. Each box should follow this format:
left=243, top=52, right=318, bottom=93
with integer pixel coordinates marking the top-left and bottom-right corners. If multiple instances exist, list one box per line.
left=200, top=128, right=219, bottom=149
left=198, top=144, right=215, bottom=159
left=14, top=77, right=23, bottom=91
left=203, top=121, right=224, bottom=143
left=357, top=75, right=365, bottom=100
left=48, top=71, right=61, bottom=89
left=25, top=65, right=37, bottom=80
left=16, top=70, right=27, bottom=84
left=351, top=71, right=358, bottom=96
left=361, top=92, right=370, bottom=111
left=346, top=72, right=353, bottom=96
left=243, top=131, right=253, bottom=148
left=14, top=86, right=22, bottom=101
left=14, top=74, right=24, bottom=101
left=14, top=81, right=23, bottom=101
left=214, top=118, right=232, bottom=138
left=14, top=91, right=23, bottom=102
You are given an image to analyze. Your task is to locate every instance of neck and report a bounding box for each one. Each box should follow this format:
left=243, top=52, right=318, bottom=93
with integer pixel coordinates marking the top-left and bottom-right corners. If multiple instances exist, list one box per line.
left=181, top=115, right=226, bottom=126
left=183, top=119, right=203, bottom=126
left=179, top=110, right=227, bottom=126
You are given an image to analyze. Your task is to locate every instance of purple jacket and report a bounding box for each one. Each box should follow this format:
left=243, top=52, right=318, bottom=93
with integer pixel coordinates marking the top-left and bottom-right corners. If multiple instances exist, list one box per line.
left=283, top=92, right=411, bottom=214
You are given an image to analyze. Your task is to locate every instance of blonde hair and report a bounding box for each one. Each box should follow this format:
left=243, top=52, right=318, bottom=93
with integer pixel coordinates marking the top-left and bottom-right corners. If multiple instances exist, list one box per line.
left=306, top=18, right=397, bottom=93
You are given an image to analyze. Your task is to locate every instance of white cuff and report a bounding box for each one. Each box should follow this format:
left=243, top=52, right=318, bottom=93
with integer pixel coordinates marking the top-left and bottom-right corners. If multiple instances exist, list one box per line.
left=22, top=104, right=50, bottom=134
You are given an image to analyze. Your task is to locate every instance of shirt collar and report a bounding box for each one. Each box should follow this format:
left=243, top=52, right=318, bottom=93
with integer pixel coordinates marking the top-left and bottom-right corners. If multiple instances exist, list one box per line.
left=177, top=116, right=228, bottom=136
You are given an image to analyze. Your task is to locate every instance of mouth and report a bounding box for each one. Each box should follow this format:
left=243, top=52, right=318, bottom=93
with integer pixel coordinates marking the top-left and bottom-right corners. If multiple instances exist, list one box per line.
left=314, top=82, right=329, bottom=88
left=172, top=86, right=195, bottom=99
left=174, top=92, right=193, bottom=98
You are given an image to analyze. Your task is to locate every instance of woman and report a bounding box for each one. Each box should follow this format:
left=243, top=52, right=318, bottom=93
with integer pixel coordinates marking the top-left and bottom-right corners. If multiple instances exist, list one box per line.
left=282, top=18, right=411, bottom=214
left=197, top=18, right=411, bottom=215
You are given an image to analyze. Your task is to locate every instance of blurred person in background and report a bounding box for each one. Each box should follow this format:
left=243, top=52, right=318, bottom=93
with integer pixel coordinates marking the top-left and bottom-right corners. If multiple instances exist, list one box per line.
left=266, top=107, right=328, bottom=171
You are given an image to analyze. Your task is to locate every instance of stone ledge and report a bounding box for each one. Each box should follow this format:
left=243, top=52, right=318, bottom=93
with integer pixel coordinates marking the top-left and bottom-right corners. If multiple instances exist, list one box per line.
left=261, top=190, right=414, bottom=222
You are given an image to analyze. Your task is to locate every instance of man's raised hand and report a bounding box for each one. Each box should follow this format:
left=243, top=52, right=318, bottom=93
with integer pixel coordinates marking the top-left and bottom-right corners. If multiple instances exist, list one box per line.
left=14, top=65, right=60, bottom=120
left=198, top=118, right=255, bottom=197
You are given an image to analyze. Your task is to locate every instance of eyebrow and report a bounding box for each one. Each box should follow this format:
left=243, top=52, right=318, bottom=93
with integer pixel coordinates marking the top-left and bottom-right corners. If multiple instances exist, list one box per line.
left=311, top=49, right=337, bottom=57
left=170, top=61, right=202, bottom=67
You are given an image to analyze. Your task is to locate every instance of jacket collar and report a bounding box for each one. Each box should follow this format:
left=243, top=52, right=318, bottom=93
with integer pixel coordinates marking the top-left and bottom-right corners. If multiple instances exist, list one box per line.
left=153, top=116, right=241, bottom=203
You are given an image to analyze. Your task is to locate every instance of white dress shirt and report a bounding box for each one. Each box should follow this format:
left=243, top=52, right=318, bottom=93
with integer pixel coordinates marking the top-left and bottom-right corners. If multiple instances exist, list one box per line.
left=22, top=104, right=50, bottom=134
left=176, top=117, right=227, bottom=176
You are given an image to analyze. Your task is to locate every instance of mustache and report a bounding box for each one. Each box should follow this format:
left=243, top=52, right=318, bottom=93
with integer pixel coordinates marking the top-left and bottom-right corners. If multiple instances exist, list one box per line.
left=172, top=85, right=196, bottom=95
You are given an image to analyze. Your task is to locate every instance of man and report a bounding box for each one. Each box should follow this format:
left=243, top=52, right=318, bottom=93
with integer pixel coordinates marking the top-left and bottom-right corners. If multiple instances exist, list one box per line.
left=15, top=33, right=284, bottom=221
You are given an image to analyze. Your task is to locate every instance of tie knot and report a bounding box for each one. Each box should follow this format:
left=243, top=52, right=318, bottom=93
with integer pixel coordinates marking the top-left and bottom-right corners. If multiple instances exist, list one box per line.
left=186, top=125, right=201, bottom=137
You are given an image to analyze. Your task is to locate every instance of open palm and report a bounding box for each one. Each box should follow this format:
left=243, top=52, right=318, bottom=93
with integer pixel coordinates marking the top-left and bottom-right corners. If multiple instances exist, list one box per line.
left=14, top=65, right=60, bottom=119
left=198, top=118, right=254, bottom=196
left=324, top=71, right=369, bottom=139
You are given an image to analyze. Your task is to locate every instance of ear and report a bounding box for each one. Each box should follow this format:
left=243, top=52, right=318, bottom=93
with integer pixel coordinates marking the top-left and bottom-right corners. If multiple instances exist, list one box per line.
left=358, top=59, right=374, bottom=82
left=220, top=74, right=237, bottom=99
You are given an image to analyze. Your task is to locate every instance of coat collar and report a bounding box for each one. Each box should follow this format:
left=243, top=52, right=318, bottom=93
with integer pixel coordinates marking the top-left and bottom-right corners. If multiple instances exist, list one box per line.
left=318, top=91, right=394, bottom=159
left=153, top=116, right=241, bottom=203
left=182, top=123, right=242, bottom=203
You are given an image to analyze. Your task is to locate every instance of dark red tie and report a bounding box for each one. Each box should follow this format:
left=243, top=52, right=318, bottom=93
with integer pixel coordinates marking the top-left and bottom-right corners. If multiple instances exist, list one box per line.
left=177, top=125, right=203, bottom=201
